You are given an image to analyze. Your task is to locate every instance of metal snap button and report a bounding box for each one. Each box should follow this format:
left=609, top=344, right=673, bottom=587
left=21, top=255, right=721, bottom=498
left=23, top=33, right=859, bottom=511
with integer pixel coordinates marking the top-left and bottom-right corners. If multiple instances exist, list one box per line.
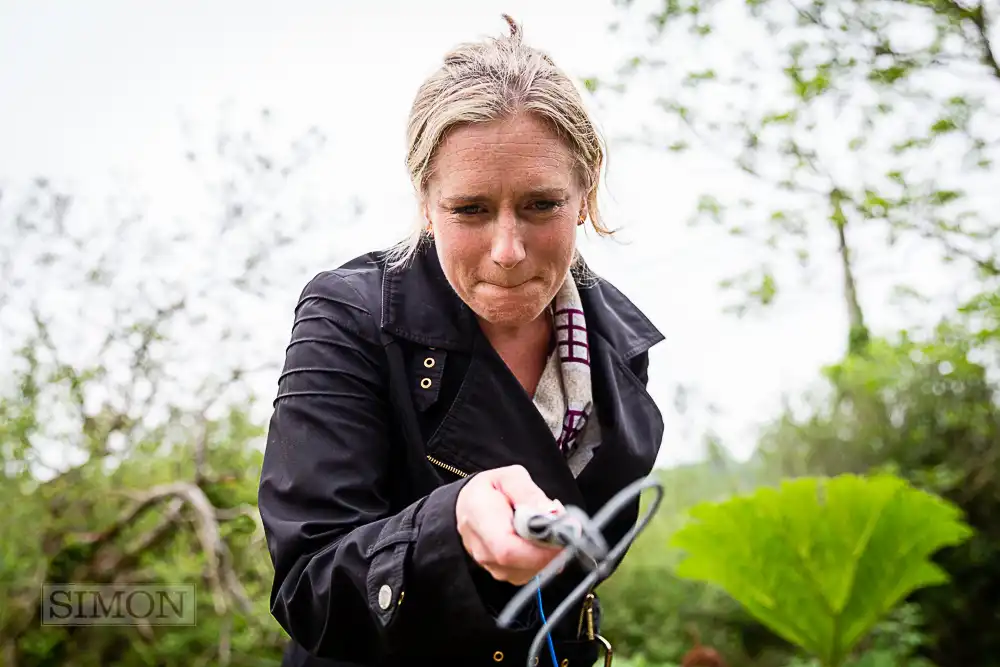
left=377, top=584, right=392, bottom=610
left=493, top=650, right=504, bottom=662
left=423, top=357, right=435, bottom=368
left=420, top=377, right=432, bottom=389
left=560, top=660, right=569, bottom=667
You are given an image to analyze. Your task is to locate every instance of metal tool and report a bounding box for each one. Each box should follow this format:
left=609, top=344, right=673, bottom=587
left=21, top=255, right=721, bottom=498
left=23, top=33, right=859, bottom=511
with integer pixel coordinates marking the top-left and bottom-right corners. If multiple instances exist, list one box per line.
left=513, top=504, right=609, bottom=565
left=499, top=475, right=665, bottom=667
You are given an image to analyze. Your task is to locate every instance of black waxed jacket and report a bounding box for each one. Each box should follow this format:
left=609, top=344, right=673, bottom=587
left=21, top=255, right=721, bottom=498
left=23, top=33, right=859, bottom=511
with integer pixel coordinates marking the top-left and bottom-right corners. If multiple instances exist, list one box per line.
left=258, top=244, right=666, bottom=667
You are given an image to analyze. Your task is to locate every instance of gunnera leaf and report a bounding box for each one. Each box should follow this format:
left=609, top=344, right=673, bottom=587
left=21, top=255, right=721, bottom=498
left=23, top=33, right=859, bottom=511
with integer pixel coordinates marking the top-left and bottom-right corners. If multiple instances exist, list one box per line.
left=668, top=474, right=973, bottom=667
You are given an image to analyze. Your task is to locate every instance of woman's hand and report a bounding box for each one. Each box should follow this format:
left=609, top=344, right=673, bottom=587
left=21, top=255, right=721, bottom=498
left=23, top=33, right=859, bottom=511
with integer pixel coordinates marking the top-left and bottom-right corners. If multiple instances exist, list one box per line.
left=455, top=464, right=564, bottom=585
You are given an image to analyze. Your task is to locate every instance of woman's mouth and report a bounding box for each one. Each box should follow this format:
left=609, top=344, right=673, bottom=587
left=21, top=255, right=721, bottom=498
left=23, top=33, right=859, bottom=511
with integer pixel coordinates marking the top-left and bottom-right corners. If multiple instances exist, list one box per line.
left=482, top=278, right=534, bottom=290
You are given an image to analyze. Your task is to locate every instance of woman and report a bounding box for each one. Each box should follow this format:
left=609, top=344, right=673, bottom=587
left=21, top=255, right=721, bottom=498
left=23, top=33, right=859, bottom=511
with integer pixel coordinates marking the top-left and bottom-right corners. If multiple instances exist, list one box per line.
left=258, top=15, right=665, bottom=667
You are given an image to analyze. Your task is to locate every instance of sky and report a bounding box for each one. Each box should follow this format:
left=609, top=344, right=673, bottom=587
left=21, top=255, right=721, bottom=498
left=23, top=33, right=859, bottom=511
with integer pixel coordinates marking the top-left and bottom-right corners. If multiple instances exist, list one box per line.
left=0, top=0, right=969, bottom=468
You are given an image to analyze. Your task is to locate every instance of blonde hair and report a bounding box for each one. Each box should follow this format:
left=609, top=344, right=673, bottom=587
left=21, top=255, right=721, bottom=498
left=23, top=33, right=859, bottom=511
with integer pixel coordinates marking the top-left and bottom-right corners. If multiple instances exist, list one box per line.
left=383, top=14, right=614, bottom=271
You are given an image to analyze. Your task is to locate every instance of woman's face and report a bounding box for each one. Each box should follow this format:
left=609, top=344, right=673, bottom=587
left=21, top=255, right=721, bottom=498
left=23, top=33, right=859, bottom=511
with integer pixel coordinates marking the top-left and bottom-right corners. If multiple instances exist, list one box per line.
left=423, top=112, right=585, bottom=329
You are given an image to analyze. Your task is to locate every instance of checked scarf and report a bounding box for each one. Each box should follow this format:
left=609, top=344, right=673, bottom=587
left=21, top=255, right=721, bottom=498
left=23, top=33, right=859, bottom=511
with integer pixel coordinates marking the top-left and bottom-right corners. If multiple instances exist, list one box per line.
left=532, top=274, right=602, bottom=476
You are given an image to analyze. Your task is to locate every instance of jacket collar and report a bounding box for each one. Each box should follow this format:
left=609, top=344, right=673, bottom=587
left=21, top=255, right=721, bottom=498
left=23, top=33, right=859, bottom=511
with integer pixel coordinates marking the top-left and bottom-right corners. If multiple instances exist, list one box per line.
left=379, top=244, right=664, bottom=359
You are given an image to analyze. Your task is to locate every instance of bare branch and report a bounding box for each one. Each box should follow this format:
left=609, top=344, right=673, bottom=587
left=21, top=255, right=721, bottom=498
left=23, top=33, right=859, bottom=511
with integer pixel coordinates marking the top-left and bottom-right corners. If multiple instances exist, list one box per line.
left=111, top=498, right=186, bottom=572
left=218, top=544, right=254, bottom=616
left=2, top=644, right=16, bottom=667
left=118, top=296, right=187, bottom=433
left=136, top=482, right=253, bottom=616
left=926, top=0, right=1000, bottom=78
left=72, top=481, right=254, bottom=619
left=148, top=482, right=228, bottom=613
left=85, top=486, right=177, bottom=551
left=785, top=0, right=828, bottom=28
left=918, top=227, right=1000, bottom=276
left=218, top=614, right=233, bottom=667
left=130, top=616, right=156, bottom=643
left=971, top=2, right=1000, bottom=79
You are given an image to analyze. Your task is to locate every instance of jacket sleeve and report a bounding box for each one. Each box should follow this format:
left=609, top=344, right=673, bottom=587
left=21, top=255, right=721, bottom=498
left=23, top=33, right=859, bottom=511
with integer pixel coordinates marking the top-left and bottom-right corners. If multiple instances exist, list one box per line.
left=257, top=271, right=481, bottom=662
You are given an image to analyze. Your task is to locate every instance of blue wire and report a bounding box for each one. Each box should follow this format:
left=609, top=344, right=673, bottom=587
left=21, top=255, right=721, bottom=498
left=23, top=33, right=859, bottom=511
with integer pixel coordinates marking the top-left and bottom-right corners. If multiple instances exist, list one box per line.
left=534, top=576, right=558, bottom=667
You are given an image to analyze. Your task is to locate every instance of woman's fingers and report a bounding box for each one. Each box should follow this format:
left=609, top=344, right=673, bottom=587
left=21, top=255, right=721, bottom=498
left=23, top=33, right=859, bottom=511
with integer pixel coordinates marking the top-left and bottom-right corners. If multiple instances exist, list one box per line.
left=456, top=464, right=565, bottom=584
left=492, top=464, right=558, bottom=511
left=469, top=529, right=557, bottom=585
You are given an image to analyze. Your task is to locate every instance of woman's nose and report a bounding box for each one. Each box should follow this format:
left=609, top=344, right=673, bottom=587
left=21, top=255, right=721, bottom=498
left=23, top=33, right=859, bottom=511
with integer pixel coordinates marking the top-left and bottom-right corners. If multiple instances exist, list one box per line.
left=490, top=215, right=526, bottom=269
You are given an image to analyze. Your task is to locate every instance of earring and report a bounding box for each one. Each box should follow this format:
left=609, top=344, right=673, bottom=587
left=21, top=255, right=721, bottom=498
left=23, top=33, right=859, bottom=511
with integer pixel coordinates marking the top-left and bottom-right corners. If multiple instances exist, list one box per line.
left=578, top=211, right=586, bottom=226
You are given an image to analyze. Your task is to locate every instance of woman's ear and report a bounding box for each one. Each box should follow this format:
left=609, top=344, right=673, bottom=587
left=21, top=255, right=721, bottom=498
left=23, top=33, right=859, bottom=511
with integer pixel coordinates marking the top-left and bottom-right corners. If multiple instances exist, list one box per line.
left=420, top=202, right=433, bottom=235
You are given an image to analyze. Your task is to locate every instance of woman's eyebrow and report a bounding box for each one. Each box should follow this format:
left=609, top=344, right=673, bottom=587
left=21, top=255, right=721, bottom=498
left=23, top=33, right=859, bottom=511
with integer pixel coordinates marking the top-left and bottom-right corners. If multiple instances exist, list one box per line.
left=439, top=194, right=488, bottom=206
left=439, top=187, right=569, bottom=206
left=523, top=187, right=569, bottom=199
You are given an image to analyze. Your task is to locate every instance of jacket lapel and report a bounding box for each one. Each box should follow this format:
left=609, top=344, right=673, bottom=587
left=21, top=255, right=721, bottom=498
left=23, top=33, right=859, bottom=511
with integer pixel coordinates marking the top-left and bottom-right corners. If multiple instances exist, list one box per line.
left=379, top=244, right=477, bottom=352
left=422, top=327, right=589, bottom=510
left=379, top=246, right=665, bottom=510
left=575, top=329, right=665, bottom=514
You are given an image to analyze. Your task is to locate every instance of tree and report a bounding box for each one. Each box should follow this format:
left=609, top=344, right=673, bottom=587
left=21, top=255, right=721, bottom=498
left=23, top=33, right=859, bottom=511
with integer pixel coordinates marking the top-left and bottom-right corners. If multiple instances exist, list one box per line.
left=589, top=1, right=1000, bottom=663
left=595, top=0, right=1000, bottom=354
left=0, top=106, right=348, bottom=666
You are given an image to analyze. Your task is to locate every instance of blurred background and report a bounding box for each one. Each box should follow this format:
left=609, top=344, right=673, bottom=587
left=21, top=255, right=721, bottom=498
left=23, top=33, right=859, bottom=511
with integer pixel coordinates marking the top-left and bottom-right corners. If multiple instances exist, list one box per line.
left=0, top=1, right=997, bottom=665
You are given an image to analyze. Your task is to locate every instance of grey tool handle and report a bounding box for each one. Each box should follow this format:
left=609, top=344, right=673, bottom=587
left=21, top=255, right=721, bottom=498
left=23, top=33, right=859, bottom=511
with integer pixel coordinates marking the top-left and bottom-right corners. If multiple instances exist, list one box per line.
left=512, top=505, right=609, bottom=563
left=512, top=505, right=565, bottom=546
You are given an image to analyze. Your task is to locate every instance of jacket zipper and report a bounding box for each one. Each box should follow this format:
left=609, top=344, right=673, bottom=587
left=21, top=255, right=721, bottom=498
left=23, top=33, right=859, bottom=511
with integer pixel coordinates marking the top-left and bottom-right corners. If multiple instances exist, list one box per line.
left=426, top=455, right=469, bottom=478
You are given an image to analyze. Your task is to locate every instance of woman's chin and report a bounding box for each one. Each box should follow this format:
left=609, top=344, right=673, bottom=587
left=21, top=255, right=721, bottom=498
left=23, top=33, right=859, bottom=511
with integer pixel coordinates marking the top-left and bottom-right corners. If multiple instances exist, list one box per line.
left=469, top=283, right=550, bottom=327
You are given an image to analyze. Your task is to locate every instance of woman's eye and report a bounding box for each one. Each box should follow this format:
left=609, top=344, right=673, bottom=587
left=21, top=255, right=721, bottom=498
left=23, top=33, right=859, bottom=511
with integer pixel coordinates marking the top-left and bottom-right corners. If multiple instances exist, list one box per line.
left=530, top=200, right=562, bottom=212
left=450, top=200, right=563, bottom=216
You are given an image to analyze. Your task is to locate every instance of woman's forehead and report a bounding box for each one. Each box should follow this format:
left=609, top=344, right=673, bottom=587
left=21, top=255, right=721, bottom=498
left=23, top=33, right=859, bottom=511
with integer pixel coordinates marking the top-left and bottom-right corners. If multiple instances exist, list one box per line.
left=436, top=114, right=575, bottom=160
left=431, top=128, right=577, bottom=193
left=431, top=165, right=576, bottom=200
left=442, top=112, right=559, bottom=141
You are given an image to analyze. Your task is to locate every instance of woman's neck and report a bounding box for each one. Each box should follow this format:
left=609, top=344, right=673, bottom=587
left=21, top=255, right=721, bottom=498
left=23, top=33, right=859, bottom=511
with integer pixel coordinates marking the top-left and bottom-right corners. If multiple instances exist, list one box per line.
left=479, top=309, right=550, bottom=347
left=479, top=309, right=554, bottom=396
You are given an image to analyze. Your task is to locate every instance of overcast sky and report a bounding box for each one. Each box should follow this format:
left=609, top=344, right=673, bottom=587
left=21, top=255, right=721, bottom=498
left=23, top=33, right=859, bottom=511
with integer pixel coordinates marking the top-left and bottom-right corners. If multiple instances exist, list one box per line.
left=0, top=0, right=968, bottom=468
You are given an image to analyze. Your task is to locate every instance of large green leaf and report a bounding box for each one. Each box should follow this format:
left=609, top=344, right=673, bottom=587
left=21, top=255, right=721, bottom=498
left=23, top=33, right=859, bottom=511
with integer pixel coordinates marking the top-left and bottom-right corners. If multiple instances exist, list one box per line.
left=668, top=474, right=973, bottom=667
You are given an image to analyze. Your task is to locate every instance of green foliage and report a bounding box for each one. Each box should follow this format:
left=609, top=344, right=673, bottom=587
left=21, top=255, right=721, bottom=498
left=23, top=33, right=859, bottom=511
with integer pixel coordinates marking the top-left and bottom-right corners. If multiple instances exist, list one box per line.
left=857, top=603, right=935, bottom=667
left=669, top=474, right=973, bottom=667
left=0, top=107, right=333, bottom=665
left=598, top=461, right=798, bottom=667
left=613, top=656, right=680, bottom=667
left=782, top=603, right=936, bottom=667
left=1, top=408, right=288, bottom=667
left=760, top=325, right=999, bottom=485
left=755, top=312, right=1000, bottom=665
